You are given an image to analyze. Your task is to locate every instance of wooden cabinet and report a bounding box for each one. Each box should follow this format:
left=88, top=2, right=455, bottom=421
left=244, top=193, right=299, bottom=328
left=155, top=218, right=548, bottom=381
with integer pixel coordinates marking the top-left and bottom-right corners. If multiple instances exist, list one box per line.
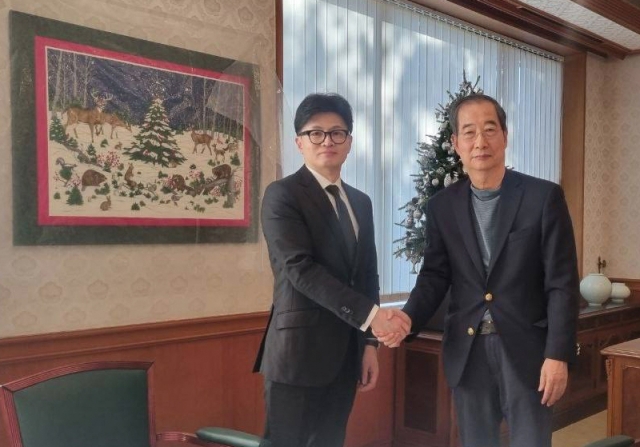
left=554, top=303, right=640, bottom=428
left=394, top=332, right=456, bottom=447
left=601, top=338, right=640, bottom=443
left=394, top=302, right=640, bottom=447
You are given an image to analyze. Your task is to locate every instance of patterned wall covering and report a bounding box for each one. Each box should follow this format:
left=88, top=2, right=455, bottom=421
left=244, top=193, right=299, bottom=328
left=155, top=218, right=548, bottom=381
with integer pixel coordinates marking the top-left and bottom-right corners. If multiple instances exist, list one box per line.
left=0, top=0, right=277, bottom=337
left=583, top=53, right=640, bottom=279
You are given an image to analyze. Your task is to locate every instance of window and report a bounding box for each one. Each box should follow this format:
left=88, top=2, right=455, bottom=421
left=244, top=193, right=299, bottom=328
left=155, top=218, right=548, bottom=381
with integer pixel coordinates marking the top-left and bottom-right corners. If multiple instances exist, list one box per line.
left=282, top=0, right=563, bottom=294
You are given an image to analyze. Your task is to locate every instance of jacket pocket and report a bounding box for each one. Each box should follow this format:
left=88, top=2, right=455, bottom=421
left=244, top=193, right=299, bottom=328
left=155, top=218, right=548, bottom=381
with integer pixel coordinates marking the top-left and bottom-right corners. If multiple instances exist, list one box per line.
left=276, top=309, right=321, bottom=329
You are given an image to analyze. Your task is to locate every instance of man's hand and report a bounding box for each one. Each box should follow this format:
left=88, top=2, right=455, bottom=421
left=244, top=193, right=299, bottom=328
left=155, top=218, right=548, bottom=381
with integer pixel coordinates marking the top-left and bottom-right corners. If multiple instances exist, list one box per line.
left=370, top=309, right=411, bottom=348
left=359, top=345, right=379, bottom=392
left=538, top=358, right=568, bottom=406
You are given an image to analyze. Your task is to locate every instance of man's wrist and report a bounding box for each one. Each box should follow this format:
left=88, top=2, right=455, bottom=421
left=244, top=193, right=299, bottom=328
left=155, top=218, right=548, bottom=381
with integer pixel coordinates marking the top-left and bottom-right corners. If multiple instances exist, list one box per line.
left=365, top=339, right=379, bottom=348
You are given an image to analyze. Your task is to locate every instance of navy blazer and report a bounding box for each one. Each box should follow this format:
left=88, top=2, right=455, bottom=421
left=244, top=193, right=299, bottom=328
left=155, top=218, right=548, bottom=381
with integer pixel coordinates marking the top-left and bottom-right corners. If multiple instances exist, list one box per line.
left=254, top=166, right=380, bottom=387
left=403, top=170, right=580, bottom=388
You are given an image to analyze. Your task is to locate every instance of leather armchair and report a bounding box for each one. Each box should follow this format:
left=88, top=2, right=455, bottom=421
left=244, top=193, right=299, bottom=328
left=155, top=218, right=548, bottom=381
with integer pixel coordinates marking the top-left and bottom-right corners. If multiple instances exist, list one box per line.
left=0, top=361, right=268, bottom=447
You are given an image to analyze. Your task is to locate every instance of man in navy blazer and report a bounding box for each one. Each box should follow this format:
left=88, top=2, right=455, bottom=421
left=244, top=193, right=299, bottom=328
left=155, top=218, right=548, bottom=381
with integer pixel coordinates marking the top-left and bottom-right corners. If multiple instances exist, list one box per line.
left=378, top=94, right=580, bottom=447
left=254, top=93, right=409, bottom=447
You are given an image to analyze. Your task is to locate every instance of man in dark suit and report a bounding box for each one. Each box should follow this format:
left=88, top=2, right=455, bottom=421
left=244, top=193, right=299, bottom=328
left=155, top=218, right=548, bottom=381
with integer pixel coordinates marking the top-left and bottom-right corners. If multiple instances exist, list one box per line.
left=377, top=94, right=580, bottom=447
left=254, top=93, right=410, bottom=447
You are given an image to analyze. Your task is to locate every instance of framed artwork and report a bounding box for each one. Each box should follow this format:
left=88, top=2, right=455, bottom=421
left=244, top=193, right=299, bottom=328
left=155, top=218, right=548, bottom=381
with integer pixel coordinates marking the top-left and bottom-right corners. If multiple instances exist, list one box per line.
left=10, top=11, right=260, bottom=245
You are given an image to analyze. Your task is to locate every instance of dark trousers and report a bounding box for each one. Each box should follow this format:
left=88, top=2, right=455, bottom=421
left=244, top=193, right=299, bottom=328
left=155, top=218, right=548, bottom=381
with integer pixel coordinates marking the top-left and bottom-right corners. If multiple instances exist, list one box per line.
left=452, top=334, right=553, bottom=447
left=261, top=335, right=359, bottom=447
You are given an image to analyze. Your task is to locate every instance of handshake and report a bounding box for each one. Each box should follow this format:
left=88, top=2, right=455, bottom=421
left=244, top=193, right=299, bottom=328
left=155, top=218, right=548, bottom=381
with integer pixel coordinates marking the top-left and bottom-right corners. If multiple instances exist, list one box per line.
left=370, top=308, right=412, bottom=348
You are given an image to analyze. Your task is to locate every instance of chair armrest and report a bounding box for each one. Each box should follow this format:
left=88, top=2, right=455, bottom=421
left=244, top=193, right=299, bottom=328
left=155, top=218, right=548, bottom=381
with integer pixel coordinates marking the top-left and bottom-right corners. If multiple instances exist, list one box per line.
left=195, top=427, right=269, bottom=447
left=583, top=435, right=635, bottom=447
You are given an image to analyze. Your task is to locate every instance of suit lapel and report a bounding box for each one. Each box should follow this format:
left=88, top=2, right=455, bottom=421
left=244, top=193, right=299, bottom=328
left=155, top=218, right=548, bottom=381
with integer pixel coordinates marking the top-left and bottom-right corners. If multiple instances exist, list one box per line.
left=487, top=170, right=523, bottom=276
left=452, top=178, right=486, bottom=280
left=296, top=166, right=354, bottom=268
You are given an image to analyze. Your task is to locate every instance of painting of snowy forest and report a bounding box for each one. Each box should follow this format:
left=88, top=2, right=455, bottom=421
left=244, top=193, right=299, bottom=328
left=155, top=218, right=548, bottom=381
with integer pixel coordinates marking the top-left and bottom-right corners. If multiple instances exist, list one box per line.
left=11, top=11, right=259, bottom=245
left=40, top=36, right=251, bottom=226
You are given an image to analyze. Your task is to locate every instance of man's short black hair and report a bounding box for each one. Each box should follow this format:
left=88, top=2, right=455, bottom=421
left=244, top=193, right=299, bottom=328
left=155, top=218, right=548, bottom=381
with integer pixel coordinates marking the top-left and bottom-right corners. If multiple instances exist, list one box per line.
left=449, top=93, right=508, bottom=134
left=294, top=93, right=354, bottom=134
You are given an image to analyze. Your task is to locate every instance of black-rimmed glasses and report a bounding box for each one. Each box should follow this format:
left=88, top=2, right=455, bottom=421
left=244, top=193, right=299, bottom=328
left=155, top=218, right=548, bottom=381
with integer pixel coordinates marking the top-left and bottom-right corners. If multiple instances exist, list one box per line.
left=298, top=129, right=350, bottom=144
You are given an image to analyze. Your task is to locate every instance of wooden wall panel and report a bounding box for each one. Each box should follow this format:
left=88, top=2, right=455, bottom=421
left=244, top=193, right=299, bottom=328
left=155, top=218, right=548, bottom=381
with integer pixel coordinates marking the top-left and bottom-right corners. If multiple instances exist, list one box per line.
left=562, top=52, right=587, bottom=277
left=403, top=349, right=439, bottom=432
left=0, top=313, right=394, bottom=447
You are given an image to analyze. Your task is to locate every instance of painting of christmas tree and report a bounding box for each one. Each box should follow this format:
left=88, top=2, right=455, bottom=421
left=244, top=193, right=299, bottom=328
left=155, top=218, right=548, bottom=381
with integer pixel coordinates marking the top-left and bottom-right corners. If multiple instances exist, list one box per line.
left=124, top=97, right=186, bottom=168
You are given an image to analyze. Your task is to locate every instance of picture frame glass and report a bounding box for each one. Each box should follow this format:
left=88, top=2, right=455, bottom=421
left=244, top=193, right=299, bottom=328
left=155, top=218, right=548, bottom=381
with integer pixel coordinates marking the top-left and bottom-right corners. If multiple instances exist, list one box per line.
left=11, top=11, right=260, bottom=245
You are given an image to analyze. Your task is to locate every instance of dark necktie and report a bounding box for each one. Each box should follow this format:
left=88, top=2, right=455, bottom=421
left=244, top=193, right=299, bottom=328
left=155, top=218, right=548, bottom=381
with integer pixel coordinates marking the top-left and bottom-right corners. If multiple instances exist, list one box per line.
left=326, top=185, right=357, bottom=264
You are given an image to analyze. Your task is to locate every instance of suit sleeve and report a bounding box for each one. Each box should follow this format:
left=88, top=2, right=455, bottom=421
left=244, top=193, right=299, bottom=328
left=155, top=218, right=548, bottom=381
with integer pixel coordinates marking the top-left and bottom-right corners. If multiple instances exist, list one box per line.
left=541, top=185, right=580, bottom=363
left=361, top=196, right=381, bottom=304
left=361, top=200, right=381, bottom=340
left=261, top=182, right=376, bottom=329
left=403, top=200, right=451, bottom=333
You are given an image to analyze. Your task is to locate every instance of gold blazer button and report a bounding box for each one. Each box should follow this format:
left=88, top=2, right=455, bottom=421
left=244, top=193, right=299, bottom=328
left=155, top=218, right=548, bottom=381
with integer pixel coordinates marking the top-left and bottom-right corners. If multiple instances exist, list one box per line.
left=484, top=293, right=493, bottom=302
left=467, top=327, right=475, bottom=336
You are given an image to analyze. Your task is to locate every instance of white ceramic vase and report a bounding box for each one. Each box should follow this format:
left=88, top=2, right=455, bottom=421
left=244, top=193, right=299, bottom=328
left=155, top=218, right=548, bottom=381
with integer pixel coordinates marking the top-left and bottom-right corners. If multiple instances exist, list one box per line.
left=580, top=273, right=612, bottom=307
left=610, top=282, right=631, bottom=304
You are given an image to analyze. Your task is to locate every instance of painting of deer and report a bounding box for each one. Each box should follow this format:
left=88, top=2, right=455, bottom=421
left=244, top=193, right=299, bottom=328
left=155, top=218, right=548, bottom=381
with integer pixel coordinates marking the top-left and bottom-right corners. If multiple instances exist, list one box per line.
left=63, top=91, right=113, bottom=142
left=97, top=112, right=132, bottom=139
left=189, top=127, right=213, bottom=155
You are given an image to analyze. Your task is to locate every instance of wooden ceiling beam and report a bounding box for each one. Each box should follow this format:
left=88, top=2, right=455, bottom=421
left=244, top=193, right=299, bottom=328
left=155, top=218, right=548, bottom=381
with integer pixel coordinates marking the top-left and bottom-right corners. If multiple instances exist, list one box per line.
left=571, top=0, right=640, bottom=36
left=442, top=0, right=631, bottom=58
left=481, top=0, right=631, bottom=58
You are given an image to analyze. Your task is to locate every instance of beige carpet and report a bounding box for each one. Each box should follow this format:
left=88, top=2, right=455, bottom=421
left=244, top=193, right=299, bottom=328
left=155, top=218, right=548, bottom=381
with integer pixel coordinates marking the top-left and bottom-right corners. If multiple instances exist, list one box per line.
left=552, top=411, right=607, bottom=447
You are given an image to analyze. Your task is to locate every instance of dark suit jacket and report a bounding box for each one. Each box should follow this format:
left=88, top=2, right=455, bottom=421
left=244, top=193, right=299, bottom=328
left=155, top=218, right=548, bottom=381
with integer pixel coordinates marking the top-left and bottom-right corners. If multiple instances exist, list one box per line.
left=254, top=165, right=380, bottom=387
left=403, top=170, right=580, bottom=389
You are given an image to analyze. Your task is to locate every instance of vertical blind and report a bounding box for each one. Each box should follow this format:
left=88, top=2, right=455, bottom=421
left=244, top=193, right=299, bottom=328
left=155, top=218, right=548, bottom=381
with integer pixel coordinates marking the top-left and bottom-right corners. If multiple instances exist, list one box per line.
left=282, top=0, right=563, bottom=294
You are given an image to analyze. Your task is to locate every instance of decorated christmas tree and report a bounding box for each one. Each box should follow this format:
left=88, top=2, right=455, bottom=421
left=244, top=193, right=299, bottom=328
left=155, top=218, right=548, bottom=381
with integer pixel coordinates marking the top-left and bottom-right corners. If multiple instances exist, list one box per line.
left=394, top=72, right=482, bottom=272
left=125, top=97, right=186, bottom=167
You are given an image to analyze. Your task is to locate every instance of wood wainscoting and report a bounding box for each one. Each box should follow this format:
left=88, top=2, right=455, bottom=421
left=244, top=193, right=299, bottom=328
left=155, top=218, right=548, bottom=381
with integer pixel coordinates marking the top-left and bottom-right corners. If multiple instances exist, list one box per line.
left=0, top=313, right=395, bottom=447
